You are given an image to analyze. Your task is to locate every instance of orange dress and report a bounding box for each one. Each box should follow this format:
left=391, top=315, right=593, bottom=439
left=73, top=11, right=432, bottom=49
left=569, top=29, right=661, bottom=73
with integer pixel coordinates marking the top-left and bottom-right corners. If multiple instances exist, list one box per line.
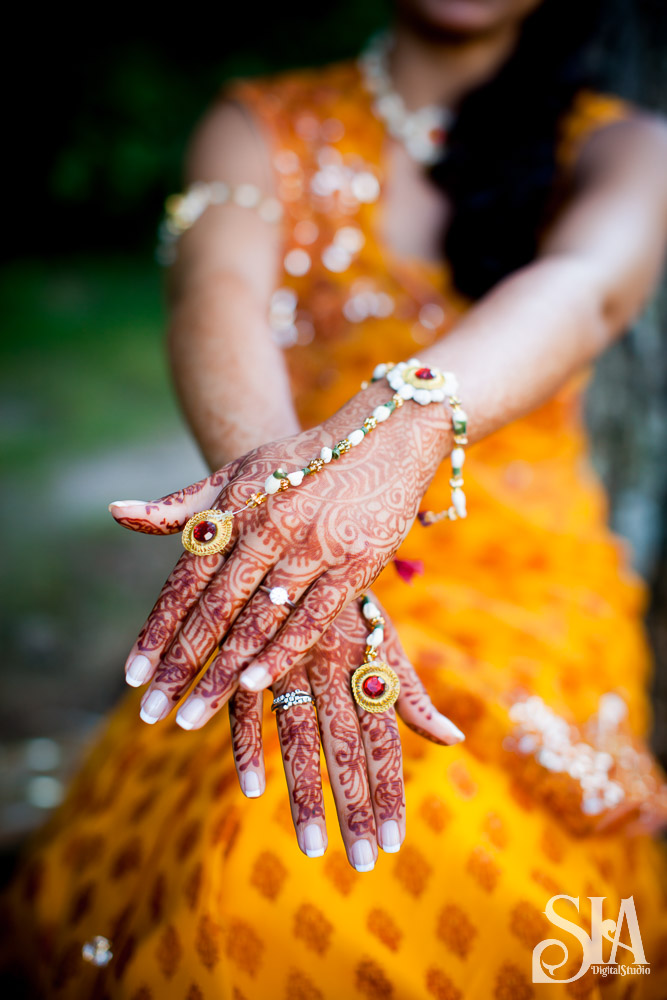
left=6, top=61, right=667, bottom=1000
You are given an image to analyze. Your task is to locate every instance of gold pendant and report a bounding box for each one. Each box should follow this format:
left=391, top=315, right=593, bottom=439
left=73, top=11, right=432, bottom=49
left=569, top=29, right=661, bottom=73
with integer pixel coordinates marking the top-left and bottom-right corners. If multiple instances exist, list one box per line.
left=351, top=661, right=400, bottom=713
left=182, top=510, right=233, bottom=555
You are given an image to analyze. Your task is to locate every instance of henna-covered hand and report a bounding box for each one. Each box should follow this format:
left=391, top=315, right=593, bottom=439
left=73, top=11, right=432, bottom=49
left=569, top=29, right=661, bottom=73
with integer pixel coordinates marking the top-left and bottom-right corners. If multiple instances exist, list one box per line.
left=109, top=381, right=450, bottom=725
left=226, top=599, right=464, bottom=870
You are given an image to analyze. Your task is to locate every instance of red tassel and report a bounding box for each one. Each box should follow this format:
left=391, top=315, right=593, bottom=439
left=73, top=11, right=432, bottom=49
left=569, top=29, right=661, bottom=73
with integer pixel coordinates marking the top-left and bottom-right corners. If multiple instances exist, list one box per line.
left=392, top=558, right=424, bottom=584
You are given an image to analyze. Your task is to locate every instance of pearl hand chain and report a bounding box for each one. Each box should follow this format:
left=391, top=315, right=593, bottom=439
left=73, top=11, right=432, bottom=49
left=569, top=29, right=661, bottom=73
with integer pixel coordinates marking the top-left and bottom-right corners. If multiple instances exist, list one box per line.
left=370, top=359, right=469, bottom=525
left=350, top=595, right=400, bottom=713
left=181, top=358, right=468, bottom=557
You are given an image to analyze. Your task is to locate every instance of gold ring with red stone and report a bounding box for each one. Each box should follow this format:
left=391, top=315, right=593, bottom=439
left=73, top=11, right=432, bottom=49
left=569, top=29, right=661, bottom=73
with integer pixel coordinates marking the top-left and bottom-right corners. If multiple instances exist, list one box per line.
left=182, top=510, right=233, bottom=555
left=351, top=661, right=400, bottom=713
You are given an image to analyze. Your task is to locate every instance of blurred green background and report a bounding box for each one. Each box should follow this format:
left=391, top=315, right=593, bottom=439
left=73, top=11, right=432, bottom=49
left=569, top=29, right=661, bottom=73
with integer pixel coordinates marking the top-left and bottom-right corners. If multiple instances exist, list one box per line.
left=0, top=1, right=666, bottom=848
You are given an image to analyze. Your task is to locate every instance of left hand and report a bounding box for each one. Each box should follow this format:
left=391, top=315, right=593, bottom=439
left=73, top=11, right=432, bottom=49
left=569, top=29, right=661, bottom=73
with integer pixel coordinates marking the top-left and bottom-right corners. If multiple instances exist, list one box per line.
left=224, top=598, right=464, bottom=869
left=111, top=381, right=449, bottom=725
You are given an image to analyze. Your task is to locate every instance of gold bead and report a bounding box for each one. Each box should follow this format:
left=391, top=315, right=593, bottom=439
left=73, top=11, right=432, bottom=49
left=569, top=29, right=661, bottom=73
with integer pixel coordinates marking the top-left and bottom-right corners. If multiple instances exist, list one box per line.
left=453, top=434, right=468, bottom=445
left=308, top=458, right=325, bottom=473
left=337, top=439, right=351, bottom=454
left=246, top=492, right=267, bottom=508
left=363, top=416, right=377, bottom=432
left=392, top=393, right=404, bottom=408
left=278, top=478, right=290, bottom=491
left=360, top=380, right=369, bottom=389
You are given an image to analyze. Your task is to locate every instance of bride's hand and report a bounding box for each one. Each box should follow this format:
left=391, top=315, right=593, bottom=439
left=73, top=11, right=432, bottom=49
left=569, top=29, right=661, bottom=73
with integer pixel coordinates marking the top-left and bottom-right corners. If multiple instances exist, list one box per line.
left=110, top=381, right=449, bottom=724
left=226, top=599, right=464, bottom=869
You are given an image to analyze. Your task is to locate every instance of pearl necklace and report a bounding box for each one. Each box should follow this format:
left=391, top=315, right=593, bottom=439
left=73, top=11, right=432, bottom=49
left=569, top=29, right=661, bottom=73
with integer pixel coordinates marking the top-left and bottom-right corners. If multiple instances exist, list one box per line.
left=359, top=33, right=452, bottom=166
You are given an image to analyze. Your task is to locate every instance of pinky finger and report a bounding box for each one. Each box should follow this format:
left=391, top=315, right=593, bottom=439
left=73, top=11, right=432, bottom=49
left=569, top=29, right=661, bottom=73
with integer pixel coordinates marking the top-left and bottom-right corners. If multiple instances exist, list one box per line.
left=229, top=689, right=266, bottom=799
left=382, top=613, right=465, bottom=747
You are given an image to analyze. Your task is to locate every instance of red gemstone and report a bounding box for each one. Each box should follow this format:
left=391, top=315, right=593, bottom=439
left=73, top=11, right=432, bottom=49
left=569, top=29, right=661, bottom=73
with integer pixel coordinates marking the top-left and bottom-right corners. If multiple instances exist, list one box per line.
left=414, top=367, right=435, bottom=380
left=362, top=675, right=386, bottom=699
left=193, top=520, right=217, bottom=543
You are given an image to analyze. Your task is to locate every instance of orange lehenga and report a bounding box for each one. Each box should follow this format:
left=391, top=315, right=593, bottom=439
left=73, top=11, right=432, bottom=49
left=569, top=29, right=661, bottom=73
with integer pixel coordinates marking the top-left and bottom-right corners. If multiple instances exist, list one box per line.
left=6, top=61, right=667, bottom=1000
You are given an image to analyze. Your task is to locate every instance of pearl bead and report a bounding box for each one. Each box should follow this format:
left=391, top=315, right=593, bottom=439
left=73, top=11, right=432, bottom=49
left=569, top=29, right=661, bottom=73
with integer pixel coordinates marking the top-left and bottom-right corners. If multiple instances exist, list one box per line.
left=451, top=488, right=467, bottom=518
left=413, top=389, right=431, bottom=405
left=287, top=470, right=304, bottom=487
left=443, top=373, right=459, bottom=395
left=265, top=475, right=281, bottom=495
left=362, top=601, right=380, bottom=621
left=367, top=627, right=384, bottom=647
left=372, top=363, right=388, bottom=379
left=373, top=405, right=391, bottom=422
left=320, top=446, right=333, bottom=463
left=348, top=429, right=365, bottom=446
left=451, top=448, right=465, bottom=468
left=397, top=383, right=414, bottom=399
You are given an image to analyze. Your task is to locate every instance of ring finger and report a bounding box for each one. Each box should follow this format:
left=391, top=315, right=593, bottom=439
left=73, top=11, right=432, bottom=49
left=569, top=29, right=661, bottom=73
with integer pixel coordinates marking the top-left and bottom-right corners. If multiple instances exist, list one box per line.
left=272, top=664, right=327, bottom=860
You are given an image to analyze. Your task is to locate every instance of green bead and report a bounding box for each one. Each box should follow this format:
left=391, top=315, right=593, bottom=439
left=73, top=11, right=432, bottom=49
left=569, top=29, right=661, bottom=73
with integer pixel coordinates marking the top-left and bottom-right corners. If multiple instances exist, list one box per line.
left=302, top=466, right=312, bottom=476
left=332, top=447, right=341, bottom=459
left=452, top=416, right=467, bottom=435
left=452, top=467, right=462, bottom=478
left=273, top=469, right=288, bottom=480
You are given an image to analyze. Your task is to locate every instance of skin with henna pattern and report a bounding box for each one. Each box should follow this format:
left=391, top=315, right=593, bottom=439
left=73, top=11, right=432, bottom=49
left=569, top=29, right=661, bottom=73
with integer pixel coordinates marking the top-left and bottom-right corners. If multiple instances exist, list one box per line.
left=113, top=381, right=450, bottom=723
left=109, top=8, right=667, bottom=860
left=225, top=599, right=462, bottom=870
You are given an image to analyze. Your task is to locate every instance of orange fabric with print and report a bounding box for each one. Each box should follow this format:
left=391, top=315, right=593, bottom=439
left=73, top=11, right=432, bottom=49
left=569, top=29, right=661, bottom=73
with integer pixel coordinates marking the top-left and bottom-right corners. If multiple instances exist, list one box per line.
left=5, top=63, right=667, bottom=1000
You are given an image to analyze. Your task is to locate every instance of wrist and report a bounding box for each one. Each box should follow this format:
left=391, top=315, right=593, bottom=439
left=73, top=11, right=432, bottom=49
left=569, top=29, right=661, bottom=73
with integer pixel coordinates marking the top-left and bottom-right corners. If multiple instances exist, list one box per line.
left=321, top=376, right=452, bottom=488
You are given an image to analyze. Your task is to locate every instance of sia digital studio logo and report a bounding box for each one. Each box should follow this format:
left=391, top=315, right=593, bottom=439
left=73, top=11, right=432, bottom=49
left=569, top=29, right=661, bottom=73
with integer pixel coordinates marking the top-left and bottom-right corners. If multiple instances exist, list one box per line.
left=532, top=896, right=650, bottom=984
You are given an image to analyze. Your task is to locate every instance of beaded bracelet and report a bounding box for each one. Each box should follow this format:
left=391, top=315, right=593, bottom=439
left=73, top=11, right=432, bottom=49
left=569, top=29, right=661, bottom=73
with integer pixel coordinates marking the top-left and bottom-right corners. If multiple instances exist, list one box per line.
left=181, top=358, right=468, bottom=556
left=350, top=595, right=400, bottom=713
left=370, top=359, right=469, bottom=525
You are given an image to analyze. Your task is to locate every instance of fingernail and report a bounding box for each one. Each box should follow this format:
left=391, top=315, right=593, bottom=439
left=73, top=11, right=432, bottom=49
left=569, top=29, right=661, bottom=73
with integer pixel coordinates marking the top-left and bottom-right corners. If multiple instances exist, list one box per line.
left=435, top=714, right=465, bottom=744
left=242, top=771, right=261, bottom=798
left=304, top=824, right=325, bottom=858
left=140, top=690, right=169, bottom=724
left=380, top=820, right=401, bottom=854
left=351, top=840, right=375, bottom=873
left=446, top=722, right=465, bottom=743
left=176, top=697, right=206, bottom=730
left=109, top=500, right=147, bottom=509
left=240, top=665, right=272, bottom=691
left=125, top=654, right=152, bottom=688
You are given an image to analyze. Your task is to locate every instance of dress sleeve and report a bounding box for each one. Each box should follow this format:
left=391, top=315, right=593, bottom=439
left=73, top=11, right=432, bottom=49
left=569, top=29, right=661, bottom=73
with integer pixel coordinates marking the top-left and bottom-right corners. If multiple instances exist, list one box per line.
left=557, top=89, right=633, bottom=172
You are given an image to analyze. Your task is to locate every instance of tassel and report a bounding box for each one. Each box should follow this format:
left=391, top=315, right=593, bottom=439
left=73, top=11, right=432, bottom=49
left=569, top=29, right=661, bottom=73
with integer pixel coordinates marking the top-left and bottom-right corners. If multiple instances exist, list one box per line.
left=392, top=558, right=424, bottom=584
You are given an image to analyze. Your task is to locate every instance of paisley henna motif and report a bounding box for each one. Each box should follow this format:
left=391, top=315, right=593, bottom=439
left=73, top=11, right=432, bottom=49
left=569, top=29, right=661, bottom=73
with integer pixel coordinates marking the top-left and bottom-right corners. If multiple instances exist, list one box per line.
left=224, top=597, right=460, bottom=860
left=229, top=690, right=264, bottom=777
left=124, top=382, right=449, bottom=717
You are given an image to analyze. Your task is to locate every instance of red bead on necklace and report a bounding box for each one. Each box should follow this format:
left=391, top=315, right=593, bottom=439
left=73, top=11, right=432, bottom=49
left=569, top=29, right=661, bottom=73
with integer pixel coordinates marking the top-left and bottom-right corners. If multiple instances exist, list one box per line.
left=414, top=367, right=435, bottom=380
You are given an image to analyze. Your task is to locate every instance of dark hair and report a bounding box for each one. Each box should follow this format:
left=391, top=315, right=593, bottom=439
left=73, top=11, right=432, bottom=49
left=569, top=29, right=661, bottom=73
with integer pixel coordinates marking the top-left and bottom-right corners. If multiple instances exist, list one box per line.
left=431, top=0, right=624, bottom=299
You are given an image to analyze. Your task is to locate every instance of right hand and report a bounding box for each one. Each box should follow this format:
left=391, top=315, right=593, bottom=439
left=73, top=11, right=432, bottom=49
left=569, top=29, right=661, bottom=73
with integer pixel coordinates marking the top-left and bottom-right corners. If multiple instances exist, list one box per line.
left=224, top=598, right=464, bottom=870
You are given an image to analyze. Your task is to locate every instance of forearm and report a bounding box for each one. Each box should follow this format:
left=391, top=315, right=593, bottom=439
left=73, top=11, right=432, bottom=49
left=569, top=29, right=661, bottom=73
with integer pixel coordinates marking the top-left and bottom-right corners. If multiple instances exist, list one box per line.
left=419, top=255, right=614, bottom=446
left=168, top=270, right=300, bottom=470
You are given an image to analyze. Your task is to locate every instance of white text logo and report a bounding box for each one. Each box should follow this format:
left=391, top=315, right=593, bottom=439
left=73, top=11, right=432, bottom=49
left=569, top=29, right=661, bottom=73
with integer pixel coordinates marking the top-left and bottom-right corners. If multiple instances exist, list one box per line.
left=532, top=895, right=650, bottom=984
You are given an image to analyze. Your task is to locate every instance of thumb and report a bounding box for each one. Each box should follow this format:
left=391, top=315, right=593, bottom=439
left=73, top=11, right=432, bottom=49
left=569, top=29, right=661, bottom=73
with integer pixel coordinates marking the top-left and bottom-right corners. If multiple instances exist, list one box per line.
left=108, top=468, right=230, bottom=535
